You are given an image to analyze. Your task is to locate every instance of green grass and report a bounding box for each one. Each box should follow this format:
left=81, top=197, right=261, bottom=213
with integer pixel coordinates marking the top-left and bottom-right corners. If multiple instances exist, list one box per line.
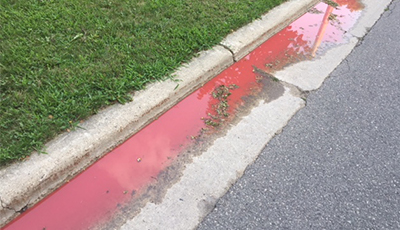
left=0, top=0, right=286, bottom=166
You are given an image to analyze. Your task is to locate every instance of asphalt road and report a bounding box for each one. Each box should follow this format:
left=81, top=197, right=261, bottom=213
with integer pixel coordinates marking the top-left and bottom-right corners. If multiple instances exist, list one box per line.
left=198, top=0, right=400, bottom=229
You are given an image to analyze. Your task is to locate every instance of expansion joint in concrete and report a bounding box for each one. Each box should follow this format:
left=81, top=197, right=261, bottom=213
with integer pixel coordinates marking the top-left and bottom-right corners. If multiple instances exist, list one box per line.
left=218, top=44, right=237, bottom=62
left=253, top=66, right=308, bottom=100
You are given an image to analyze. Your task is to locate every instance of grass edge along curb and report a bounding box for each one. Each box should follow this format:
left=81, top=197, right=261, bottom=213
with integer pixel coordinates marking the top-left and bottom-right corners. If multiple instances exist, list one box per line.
left=0, top=0, right=287, bottom=166
left=0, top=0, right=319, bottom=227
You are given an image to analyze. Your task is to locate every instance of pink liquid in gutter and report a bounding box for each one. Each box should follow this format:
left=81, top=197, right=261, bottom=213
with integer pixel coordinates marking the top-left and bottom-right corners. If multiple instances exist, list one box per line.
left=2, top=1, right=362, bottom=229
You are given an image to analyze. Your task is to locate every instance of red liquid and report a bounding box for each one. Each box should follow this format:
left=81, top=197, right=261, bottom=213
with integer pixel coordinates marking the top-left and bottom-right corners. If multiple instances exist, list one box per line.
left=2, top=1, right=362, bottom=229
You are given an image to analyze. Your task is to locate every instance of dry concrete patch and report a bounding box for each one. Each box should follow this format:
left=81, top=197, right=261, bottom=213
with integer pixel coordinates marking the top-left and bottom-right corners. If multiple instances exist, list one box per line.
left=350, top=0, right=393, bottom=38
left=120, top=87, right=305, bottom=230
left=273, top=37, right=359, bottom=91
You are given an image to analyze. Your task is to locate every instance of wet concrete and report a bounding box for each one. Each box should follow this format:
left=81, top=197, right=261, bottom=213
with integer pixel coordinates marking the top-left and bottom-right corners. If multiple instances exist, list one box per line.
left=259, top=0, right=363, bottom=73
left=2, top=1, right=364, bottom=229
left=2, top=44, right=285, bottom=230
left=198, top=0, right=399, bottom=228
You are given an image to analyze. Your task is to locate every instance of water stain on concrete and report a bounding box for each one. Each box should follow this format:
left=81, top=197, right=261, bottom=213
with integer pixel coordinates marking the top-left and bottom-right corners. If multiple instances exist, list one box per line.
left=3, top=1, right=364, bottom=229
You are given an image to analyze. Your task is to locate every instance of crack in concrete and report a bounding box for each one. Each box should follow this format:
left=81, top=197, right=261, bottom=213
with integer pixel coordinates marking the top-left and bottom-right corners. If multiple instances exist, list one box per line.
left=0, top=196, right=30, bottom=215
left=384, top=8, right=393, bottom=17
left=383, top=0, right=397, bottom=17
left=354, top=35, right=365, bottom=48
left=218, top=44, right=237, bottom=62
left=16, top=204, right=28, bottom=214
left=344, top=58, right=351, bottom=72
left=355, top=0, right=397, bottom=45
left=0, top=196, right=17, bottom=213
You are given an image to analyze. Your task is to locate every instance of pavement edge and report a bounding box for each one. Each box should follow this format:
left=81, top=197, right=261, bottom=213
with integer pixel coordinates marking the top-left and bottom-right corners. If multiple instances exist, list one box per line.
left=0, top=0, right=319, bottom=227
left=119, top=0, right=394, bottom=229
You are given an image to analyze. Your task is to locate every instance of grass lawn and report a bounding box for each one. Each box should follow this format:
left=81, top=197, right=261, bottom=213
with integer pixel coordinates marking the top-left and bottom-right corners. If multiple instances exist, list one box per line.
left=0, top=0, right=286, bottom=166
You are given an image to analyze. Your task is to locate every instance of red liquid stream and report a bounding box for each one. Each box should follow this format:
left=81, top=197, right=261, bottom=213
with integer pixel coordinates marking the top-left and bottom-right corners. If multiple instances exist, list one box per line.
left=2, top=1, right=361, bottom=229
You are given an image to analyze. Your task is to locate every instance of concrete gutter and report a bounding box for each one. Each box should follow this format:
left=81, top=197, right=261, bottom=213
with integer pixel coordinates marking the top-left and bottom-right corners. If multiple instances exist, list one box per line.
left=120, top=0, right=393, bottom=229
left=0, top=0, right=319, bottom=227
left=273, top=0, right=394, bottom=91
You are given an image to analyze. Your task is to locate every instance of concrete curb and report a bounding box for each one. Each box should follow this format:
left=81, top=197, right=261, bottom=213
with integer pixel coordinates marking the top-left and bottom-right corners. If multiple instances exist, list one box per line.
left=0, top=0, right=318, bottom=227
left=221, top=0, right=319, bottom=61
left=119, top=0, right=394, bottom=229
left=1, top=45, right=234, bottom=227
